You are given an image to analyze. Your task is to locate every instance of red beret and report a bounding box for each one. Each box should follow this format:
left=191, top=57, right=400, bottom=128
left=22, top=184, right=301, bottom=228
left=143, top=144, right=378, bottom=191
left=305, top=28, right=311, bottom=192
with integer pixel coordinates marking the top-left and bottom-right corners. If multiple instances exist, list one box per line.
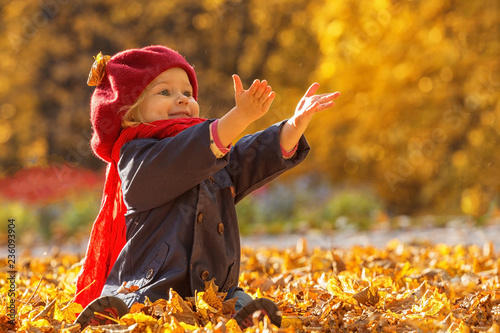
left=89, top=45, right=198, bottom=162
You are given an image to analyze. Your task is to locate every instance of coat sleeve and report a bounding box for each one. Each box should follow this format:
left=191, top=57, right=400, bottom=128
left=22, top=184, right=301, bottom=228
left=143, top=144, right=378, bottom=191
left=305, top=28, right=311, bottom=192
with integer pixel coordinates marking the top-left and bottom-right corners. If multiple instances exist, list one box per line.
left=225, top=121, right=310, bottom=203
left=118, top=121, right=229, bottom=213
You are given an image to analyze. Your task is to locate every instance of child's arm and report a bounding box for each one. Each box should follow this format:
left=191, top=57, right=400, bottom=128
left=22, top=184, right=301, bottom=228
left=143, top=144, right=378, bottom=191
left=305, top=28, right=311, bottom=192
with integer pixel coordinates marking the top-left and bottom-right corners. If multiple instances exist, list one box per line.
left=216, top=75, right=275, bottom=147
left=280, top=83, right=340, bottom=152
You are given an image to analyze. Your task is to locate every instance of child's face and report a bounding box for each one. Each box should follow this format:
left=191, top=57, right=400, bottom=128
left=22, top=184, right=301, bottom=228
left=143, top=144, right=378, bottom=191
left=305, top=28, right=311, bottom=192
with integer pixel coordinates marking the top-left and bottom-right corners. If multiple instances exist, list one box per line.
left=138, top=67, right=199, bottom=122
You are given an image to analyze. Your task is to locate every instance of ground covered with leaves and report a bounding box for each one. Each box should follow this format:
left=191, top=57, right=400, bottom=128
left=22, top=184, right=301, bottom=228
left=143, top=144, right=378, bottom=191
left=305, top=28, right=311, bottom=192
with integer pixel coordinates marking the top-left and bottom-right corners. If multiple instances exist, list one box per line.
left=2, top=239, right=500, bottom=332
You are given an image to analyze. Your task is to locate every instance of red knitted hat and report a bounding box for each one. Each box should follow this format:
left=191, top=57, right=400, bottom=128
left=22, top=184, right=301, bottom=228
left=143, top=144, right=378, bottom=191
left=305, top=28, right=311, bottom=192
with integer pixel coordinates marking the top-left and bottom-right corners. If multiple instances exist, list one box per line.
left=88, top=45, right=198, bottom=162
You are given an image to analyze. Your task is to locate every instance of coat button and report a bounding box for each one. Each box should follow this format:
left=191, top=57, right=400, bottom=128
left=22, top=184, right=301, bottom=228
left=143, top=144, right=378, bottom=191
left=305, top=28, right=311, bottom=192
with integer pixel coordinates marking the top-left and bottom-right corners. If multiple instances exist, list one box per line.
left=146, top=268, right=154, bottom=279
left=201, top=270, right=209, bottom=280
left=218, top=223, right=224, bottom=234
left=197, top=213, right=204, bottom=223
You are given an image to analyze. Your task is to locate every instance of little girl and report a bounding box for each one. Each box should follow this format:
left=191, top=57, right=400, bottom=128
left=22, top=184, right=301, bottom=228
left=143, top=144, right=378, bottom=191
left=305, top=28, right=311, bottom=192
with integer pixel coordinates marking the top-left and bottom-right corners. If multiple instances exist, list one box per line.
left=75, top=45, right=340, bottom=329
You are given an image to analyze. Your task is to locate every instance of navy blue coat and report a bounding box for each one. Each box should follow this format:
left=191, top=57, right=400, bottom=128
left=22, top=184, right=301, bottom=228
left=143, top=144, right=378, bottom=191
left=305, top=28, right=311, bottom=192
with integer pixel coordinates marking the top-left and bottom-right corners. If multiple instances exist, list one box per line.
left=101, top=120, right=310, bottom=306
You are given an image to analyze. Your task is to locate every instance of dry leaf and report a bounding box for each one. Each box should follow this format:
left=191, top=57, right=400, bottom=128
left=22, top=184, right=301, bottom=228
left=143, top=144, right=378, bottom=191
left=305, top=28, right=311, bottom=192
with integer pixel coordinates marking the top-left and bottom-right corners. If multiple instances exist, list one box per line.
left=87, top=52, right=111, bottom=86
left=116, top=282, right=140, bottom=295
left=54, top=301, right=83, bottom=323
left=4, top=242, right=500, bottom=332
left=352, top=286, right=379, bottom=306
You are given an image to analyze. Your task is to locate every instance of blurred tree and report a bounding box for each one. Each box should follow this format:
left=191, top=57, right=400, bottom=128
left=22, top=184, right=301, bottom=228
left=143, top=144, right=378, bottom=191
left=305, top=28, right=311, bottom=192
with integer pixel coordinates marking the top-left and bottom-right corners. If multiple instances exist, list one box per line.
left=305, top=0, right=499, bottom=215
left=0, top=0, right=318, bottom=169
left=0, top=0, right=498, bottom=215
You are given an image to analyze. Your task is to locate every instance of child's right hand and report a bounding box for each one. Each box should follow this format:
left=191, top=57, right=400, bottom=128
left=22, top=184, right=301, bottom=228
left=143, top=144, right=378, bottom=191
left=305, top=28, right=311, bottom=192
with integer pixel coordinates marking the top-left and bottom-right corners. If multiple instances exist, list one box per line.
left=215, top=75, right=275, bottom=148
left=232, top=74, right=275, bottom=125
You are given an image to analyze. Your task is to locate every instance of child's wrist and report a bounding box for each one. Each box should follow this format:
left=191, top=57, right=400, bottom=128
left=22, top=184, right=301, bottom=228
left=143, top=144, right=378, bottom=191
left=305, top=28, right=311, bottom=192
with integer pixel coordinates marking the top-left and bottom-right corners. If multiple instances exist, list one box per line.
left=216, top=108, right=251, bottom=147
left=230, top=107, right=255, bottom=128
left=210, top=120, right=231, bottom=157
left=281, top=142, right=298, bottom=159
left=286, top=117, right=306, bottom=134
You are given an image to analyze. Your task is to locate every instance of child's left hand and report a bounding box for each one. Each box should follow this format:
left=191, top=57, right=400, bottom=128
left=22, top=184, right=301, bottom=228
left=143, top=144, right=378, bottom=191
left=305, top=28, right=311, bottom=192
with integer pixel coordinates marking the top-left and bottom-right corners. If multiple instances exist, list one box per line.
left=289, top=82, right=341, bottom=130
left=279, top=83, right=340, bottom=152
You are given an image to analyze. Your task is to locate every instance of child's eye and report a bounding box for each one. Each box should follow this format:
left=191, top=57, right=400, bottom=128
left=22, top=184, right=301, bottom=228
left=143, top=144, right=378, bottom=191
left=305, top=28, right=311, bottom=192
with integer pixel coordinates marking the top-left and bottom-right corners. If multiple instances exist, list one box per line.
left=183, top=91, right=192, bottom=97
left=159, top=90, right=170, bottom=96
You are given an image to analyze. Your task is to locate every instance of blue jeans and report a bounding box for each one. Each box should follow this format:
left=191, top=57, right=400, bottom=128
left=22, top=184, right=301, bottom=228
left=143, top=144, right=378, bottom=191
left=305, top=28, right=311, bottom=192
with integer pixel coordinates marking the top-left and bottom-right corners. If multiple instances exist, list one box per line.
left=227, top=288, right=254, bottom=311
left=233, top=290, right=254, bottom=311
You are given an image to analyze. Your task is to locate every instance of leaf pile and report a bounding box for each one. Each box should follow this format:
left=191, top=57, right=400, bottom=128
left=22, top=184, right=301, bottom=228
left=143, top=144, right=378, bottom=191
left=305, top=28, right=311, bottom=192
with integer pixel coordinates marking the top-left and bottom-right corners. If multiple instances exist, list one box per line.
left=3, top=239, right=500, bottom=332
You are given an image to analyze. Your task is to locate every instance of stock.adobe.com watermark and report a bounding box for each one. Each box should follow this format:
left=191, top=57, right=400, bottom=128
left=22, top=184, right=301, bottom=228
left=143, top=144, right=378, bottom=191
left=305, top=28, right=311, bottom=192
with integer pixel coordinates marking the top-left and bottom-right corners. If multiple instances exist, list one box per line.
left=7, top=218, right=17, bottom=325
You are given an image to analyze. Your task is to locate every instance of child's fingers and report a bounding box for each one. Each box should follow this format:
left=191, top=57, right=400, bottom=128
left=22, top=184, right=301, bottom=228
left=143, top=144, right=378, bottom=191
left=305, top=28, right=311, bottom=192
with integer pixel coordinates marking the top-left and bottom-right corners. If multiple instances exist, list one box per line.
left=324, top=91, right=341, bottom=102
left=252, top=79, right=269, bottom=98
left=314, top=93, right=340, bottom=106
left=262, top=91, right=276, bottom=110
left=316, top=100, right=335, bottom=112
left=233, top=75, right=244, bottom=94
left=248, top=79, right=262, bottom=95
left=303, top=82, right=320, bottom=98
left=317, top=91, right=341, bottom=100
left=302, top=95, right=336, bottom=114
left=259, top=85, right=273, bottom=103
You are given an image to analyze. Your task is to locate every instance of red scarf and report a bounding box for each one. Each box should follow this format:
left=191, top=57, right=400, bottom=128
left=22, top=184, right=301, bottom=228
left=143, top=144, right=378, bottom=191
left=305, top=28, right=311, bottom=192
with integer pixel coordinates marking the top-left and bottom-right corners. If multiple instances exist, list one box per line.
left=75, top=117, right=206, bottom=308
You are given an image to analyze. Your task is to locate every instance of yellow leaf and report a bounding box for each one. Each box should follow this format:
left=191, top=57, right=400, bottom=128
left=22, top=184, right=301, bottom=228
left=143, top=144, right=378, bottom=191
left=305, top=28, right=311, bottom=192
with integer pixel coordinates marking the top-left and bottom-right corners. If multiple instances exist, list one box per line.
left=196, top=291, right=219, bottom=313
left=31, top=318, right=50, bottom=327
left=488, top=322, right=500, bottom=333
left=179, top=321, right=199, bottom=331
left=352, top=286, right=379, bottom=306
left=87, top=52, right=111, bottom=86
left=327, top=272, right=357, bottom=301
left=225, top=318, right=243, bottom=333
left=281, top=316, right=303, bottom=330
left=456, top=320, right=471, bottom=333
left=204, top=321, right=214, bottom=330
left=255, top=288, right=265, bottom=299
left=410, top=290, right=446, bottom=317
left=170, top=317, right=189, bottom=333
left=54, top=301, right=83, bottom=323
left=201, top=284, right=223, bottom=311
left=121, top=312, right=157, bottom=326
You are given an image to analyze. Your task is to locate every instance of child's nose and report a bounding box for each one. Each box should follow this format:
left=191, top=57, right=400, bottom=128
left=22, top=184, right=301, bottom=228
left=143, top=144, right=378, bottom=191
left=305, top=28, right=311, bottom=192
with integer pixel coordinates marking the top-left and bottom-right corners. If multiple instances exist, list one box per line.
left=176, top=93, right=188, bottom=104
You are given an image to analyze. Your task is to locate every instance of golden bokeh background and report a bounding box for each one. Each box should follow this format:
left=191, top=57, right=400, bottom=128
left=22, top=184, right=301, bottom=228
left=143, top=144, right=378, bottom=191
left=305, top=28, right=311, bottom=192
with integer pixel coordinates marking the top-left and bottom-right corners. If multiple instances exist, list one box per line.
left=0, top=0, right=498, bottom=216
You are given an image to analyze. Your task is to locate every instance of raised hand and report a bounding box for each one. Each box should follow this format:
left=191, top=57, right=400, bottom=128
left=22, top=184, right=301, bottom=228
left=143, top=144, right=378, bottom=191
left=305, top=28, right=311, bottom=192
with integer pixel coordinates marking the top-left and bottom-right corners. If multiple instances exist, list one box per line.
left=233, top=74, right=275, bottom=124
left=280, top=83, right=340, bottom=152
left=215, top=75, right=276, bottom=148
left=290, top=82, right=341, bottom=129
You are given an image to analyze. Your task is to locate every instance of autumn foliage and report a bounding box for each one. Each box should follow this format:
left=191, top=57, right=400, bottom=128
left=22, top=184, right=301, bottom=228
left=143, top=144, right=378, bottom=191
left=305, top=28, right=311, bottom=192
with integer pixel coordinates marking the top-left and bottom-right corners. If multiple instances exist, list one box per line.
left=3, top=239, right=500, bottom=332
left=1, top=1, right=499, bottom=331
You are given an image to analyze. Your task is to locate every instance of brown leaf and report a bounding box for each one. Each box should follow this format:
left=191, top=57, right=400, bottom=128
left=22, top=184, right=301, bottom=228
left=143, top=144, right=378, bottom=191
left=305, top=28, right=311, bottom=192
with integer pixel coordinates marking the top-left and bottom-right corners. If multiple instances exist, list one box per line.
left=222, top=297, right=237, bottom=316
left=250, top=277, right=274, bottom=292
left=87, top=52, right=111, bottom=86
left=168, top=289, right=199, bottom=326
left=352, top=286, right=380, bottom=306
left=116, top=282, right=140, bottom=295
